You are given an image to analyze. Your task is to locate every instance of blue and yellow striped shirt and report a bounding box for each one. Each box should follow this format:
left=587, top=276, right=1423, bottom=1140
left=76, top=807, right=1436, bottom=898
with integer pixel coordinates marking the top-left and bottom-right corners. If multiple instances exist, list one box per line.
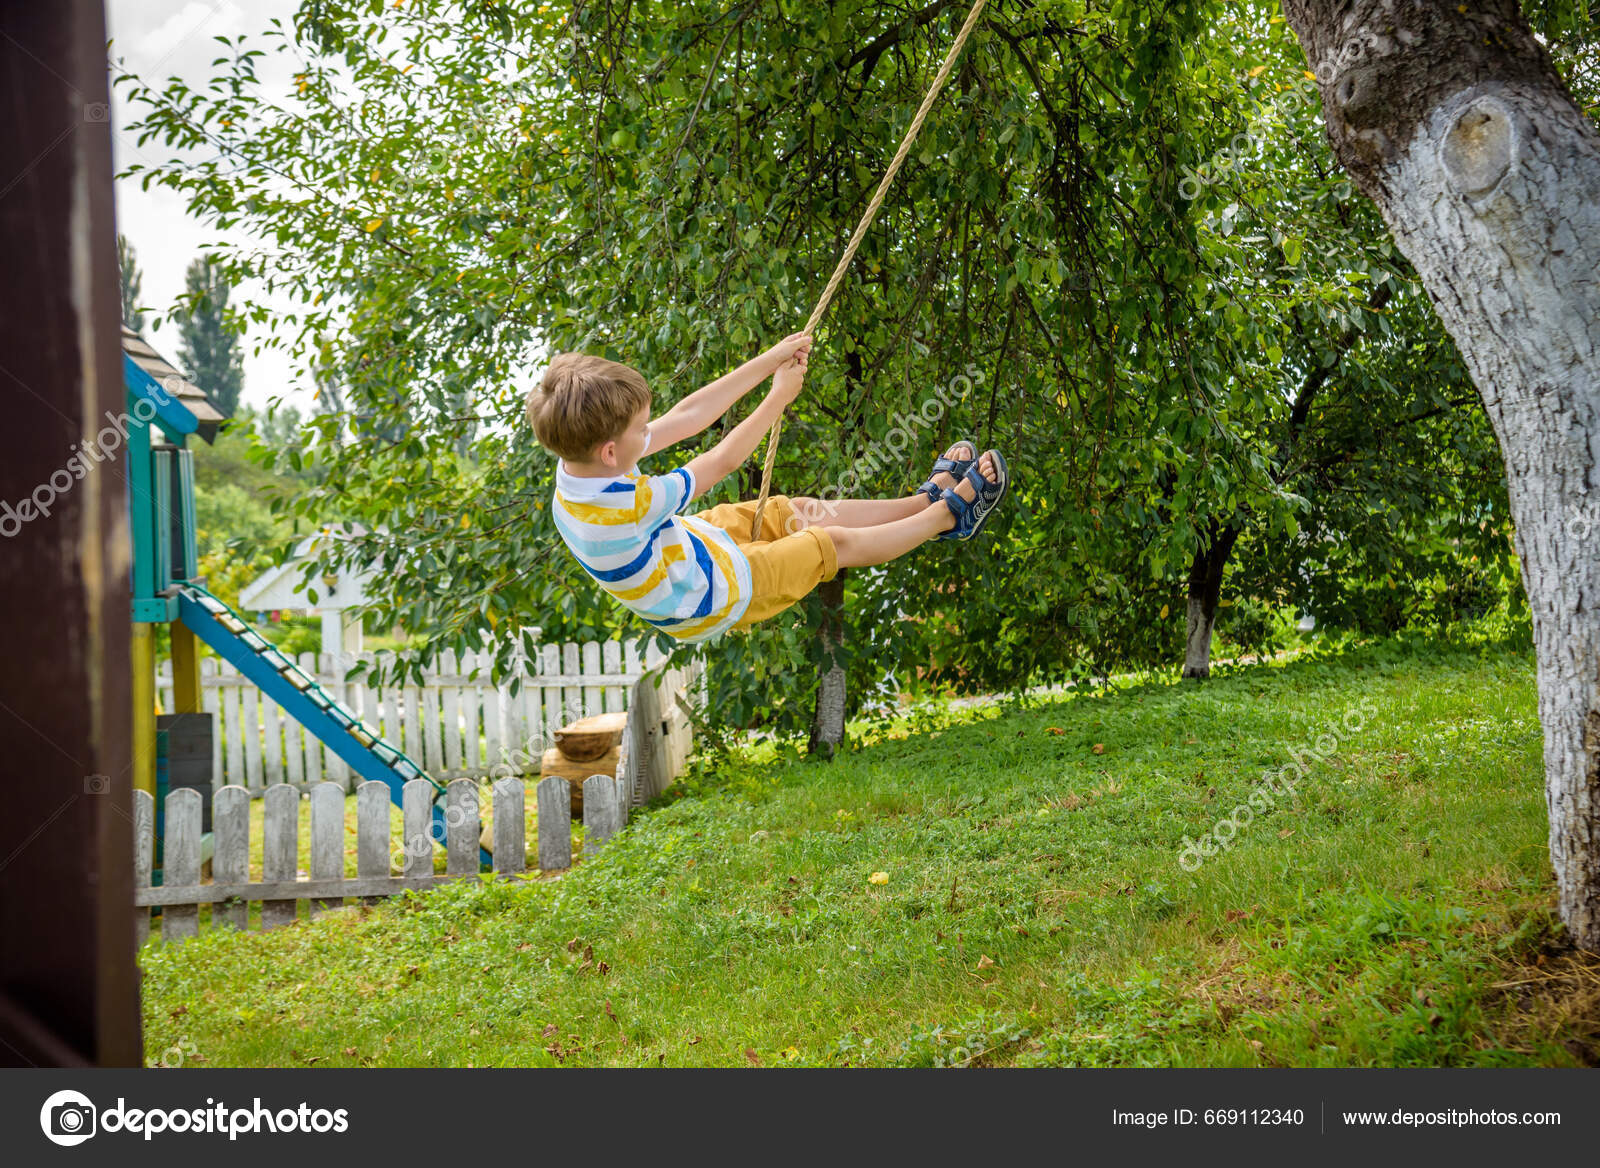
left=552, top=460, right=752, bottom=642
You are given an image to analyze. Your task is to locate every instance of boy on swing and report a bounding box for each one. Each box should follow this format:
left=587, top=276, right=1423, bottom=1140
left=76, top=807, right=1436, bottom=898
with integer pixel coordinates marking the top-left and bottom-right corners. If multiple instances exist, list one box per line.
left=528, top=332, right=1007, bottom=644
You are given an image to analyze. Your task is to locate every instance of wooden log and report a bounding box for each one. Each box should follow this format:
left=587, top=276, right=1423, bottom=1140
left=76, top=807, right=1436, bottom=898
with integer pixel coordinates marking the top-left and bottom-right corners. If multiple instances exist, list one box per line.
left=260, top=784, right=299, bottom=929
left=536, top=775, right=571, bottom=871
left=553, top=711, right=627, bottom=762
left=133, top=789, right=153, bottom=946
left=539, top=745, right=619, bottom=813
left=493, top=777, right=525, bottom=876
left=309, top=782, right=345, bottom=916
left=163, top=788, right=202, bottom=942
left=212, top=786, right=250, bottom=930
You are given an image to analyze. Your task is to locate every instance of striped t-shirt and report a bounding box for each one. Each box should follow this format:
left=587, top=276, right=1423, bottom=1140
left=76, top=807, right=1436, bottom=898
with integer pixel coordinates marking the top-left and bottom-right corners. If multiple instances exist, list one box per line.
left=551, top=459, right=753, bottom=642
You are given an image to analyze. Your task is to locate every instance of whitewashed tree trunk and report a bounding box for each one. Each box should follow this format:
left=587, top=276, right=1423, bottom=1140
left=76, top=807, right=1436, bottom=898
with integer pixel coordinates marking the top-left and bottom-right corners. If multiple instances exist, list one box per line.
left=1182, top=525, right=1239, bottom=681
left=1284, top=0, right=1600, bottom=948
left=809, top=573, right=848, bottom=760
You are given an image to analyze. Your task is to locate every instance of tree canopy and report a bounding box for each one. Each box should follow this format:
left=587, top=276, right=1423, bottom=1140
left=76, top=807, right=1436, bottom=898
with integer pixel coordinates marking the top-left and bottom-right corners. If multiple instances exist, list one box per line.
left=117, top=0, right=1543, bottom=740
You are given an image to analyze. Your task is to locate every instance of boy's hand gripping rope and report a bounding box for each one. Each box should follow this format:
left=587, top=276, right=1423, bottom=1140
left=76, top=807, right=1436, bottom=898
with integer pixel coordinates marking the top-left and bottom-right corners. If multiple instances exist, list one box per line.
left=748, top=0, right=988, bottom=539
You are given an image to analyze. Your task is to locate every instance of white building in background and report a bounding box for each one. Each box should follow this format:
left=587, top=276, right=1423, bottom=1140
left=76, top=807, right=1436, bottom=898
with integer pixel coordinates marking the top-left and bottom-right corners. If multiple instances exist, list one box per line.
left=238, top=527, right=374, bottom=658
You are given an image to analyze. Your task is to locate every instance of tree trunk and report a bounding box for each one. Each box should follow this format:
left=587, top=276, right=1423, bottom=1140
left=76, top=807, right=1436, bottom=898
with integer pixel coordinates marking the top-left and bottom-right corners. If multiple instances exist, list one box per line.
left=1282, top=0, right=1600, bottom=949
left=808, top=571, right=848, bottom=760
left=1182, top=524, right=1240, bottom=680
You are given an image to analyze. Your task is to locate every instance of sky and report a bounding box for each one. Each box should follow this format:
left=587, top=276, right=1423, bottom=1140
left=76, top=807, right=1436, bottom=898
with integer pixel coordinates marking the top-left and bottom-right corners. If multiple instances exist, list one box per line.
left=107, top=0, right=309, bottom=413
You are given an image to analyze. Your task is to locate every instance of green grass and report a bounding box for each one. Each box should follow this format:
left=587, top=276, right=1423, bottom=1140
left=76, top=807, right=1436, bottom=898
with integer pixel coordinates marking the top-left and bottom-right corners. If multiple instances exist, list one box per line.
left=139, top=635, right=1599, bottom=1067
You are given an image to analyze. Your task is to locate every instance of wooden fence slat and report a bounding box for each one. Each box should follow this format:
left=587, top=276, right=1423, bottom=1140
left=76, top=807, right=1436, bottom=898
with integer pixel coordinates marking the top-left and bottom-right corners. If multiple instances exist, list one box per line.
left=241, top=684, right=263, bottom=791
left=440, top=649, right=462, bottom=773
left=221, top=663, right=243, bottom=786
left=133, top=789, right=153, bottom=946
left=402, top=778, right=435, bottom=880
left=261, top=784, right=299, bottom=929
left=137, top=874, right=468, bottom=906
left=537, top=775, right=571, bottom=871
left=357, top=781, right=391, bottom=904
left=310, top=782, right=345, bottom=916
left=262, top=697, right=282, bottom=785
left=422, top=675, right=444, bottom=773
left=483, top=674, right=504, bottom=768
left=582, top=774, right=621, bottom=856
left=156, top=657, right=172, bottom=717
left=493, top=777, right=525, bottom=876
left=563, top=642, right=582, bottom=727
left=446, top=779, right=479, bottom=877
left=403, top=683, right=422, bottom=765
left=300, top=653, right=323, bottom=786
left=213, top=786, right=250, bottom=930
left=582, top=641, right=603, bottom=717
left=603, top=640, right=624, bottom=712
left=163, top=787, right=202, bottom=942
left=202, top=657, right=222, bottom=782
left=459, top=651, right=480, bottom=772
left=542, top=644, right=563, bottom=741
left=282, top=691, right=305, bottom=788
left=517, top=657, right=541, bottom=757
left=323, top=653, right=348, bottom=789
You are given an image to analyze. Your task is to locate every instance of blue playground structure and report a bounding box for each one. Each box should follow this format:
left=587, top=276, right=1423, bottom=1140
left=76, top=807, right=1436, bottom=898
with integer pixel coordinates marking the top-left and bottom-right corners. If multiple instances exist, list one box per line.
left=121, top=326, right=456, bottom=860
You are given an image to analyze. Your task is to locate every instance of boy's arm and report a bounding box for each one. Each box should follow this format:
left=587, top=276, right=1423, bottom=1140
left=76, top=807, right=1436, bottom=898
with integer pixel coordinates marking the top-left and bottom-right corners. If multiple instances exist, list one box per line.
left=681, top=353, right=807, bottom=502
left=647, top=332, right=811, bottom=454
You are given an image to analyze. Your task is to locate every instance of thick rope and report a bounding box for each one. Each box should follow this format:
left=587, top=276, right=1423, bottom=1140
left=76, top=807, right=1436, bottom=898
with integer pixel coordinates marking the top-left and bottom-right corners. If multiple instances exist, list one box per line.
left=749, top=0, right=988, bottom=539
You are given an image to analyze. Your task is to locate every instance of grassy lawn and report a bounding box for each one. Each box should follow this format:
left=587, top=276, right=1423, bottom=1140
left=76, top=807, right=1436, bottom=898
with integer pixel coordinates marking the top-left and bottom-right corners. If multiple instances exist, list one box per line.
left=139, top=635, right=1600, bottom=1067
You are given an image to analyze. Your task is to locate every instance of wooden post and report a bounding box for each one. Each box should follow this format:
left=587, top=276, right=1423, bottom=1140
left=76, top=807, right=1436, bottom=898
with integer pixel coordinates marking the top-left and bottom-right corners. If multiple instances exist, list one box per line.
left=162, top=789, right=202, bottom=942
left=0, top=0, right=141, bottom=1068
left=357, top=781, right=391, bottom=904
left=170, top=623, right=203, bottom=714
left=310, top=782, right=345, bottom=916
left=260, top=785, right=299, bottom=929
left=131, top=623, right=157, bottom=796
left=133, top=792, right=154, bottom=948
left=582, top=775, right=621, bottom=855
left=446, top=779, right=479, bottom=877
left=493, top=778, right=525, bottom=876
left=537, top=776, right=572, bottom=870
left=212, top=787, right=249, bottom=930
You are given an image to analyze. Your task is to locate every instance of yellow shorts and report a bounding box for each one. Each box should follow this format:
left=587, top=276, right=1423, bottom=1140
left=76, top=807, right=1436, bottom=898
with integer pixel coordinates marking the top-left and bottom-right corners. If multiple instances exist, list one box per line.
left=691, top=495, right=839, bottom=629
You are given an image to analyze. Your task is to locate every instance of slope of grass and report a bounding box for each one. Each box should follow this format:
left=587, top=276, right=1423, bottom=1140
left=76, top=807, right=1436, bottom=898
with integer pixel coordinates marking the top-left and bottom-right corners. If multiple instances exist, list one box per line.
left=139, top=635, right=1599, bottom=1067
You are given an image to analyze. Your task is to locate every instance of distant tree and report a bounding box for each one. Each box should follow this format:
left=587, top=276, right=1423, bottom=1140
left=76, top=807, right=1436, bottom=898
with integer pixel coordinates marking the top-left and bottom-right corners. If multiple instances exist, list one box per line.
left=117, top=234, right=144, bottom=332
left=177, top=256, right=244, bottom=416
left=258, top=404, right=303, bottom=451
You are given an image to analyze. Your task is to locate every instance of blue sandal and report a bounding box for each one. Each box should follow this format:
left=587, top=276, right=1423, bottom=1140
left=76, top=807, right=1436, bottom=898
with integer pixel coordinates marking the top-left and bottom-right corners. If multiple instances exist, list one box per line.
left=916, top=437, right=978, bottom=504
left=938, top=450, right=1007, bottom=541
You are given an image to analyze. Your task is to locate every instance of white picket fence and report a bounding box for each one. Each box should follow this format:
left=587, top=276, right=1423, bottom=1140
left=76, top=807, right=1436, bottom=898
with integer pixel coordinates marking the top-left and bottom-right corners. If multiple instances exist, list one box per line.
left=137, top=661, right=703, bottom=943
left=156, top=638, right=673, bottom=792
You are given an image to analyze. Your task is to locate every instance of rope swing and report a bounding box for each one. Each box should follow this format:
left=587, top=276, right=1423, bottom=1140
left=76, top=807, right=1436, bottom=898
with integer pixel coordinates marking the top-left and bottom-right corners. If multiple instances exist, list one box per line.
left=749, top=0, right=989, bottom=539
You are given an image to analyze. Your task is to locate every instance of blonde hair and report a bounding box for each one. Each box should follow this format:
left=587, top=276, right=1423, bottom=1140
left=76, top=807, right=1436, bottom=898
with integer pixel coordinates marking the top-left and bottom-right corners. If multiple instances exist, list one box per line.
left=526, top=352, right=650, bottom=461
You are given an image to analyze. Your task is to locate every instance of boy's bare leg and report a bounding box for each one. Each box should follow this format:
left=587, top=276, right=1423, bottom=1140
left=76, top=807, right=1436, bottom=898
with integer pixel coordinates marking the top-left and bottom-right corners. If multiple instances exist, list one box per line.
left=821, top=452, right=997, bottom=569
left=787, top=441, right=978, bottom=530
left=788, top=495, right=925, bottom=530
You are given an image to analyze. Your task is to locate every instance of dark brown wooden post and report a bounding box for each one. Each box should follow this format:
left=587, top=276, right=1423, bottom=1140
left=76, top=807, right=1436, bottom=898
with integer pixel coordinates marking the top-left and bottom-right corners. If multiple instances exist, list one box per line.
left=0, top=0, right=142, bottom=1066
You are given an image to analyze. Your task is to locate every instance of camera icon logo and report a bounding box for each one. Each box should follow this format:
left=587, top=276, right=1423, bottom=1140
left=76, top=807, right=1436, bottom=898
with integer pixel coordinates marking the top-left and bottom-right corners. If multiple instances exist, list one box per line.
left=39, top=1089, right=97, bottom=1146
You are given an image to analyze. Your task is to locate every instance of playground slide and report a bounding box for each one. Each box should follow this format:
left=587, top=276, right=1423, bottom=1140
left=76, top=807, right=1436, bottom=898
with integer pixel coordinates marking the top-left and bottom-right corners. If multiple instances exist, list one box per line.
left=173, top=583, right=455, bottom=855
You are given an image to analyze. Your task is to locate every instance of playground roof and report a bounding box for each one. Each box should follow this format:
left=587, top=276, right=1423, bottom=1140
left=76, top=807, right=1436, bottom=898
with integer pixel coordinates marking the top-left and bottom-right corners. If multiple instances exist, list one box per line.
left=120, top=324, right=227, bottom=443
